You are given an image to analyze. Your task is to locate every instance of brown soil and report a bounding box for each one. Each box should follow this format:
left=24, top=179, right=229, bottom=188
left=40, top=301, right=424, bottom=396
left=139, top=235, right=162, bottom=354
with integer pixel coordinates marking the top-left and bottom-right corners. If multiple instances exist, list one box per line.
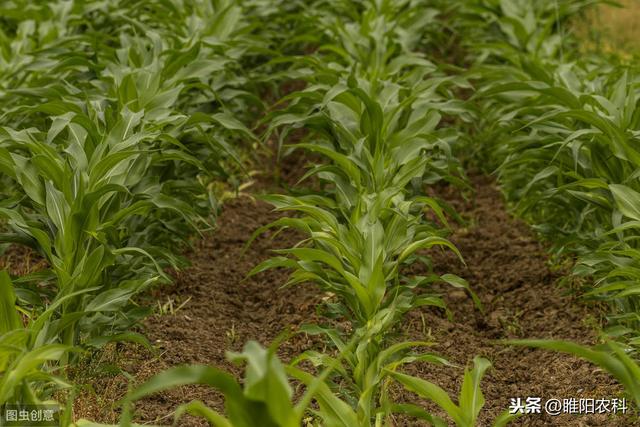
left=68, top=174, right=638, bottom=426
left=0, top=244, right=47, bottom=275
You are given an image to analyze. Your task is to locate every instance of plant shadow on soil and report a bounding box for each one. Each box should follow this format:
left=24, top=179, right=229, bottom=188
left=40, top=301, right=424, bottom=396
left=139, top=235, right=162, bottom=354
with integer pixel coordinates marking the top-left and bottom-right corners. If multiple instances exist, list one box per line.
left=67, top=170, right=638, bottom=427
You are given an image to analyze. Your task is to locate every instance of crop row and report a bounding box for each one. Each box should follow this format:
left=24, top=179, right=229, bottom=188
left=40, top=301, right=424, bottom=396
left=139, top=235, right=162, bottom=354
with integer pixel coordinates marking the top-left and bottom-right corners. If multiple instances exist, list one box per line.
left=452, top=0, right=640, bottom=405
left=0, top=0, right=263, bottom=416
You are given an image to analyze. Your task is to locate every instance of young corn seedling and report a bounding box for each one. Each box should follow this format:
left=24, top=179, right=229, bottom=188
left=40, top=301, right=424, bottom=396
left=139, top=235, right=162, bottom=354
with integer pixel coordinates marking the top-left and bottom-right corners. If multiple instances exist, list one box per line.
left=250, top=47, right=485, bottom=425
left=387, top=356, right=517, bottom=427
left=253, top=77, right=477, bottom=325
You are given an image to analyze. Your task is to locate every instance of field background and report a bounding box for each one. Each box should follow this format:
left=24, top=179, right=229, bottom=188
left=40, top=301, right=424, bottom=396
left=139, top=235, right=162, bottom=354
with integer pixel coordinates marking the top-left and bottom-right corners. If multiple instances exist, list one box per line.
left=0, top=1, right=639, bottom=426
left=575, top=0, right=640, bottom=55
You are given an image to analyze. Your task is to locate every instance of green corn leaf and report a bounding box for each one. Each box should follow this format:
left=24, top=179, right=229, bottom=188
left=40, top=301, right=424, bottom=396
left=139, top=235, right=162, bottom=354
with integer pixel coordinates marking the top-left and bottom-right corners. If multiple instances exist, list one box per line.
left=389, top=403, right=448, bottom=427
left=227, top=341, right=296, bottom=427
left=288, top=365, right=359, bottom=427
left=45, top=181, right=69, bottom=235
left=398, top=237, right=463, bottom=265
left=0, top=271, right=21, bottom=334
left=126, top=365, right=243, bottom=403
left=388, top=370, right=464, bottom=425
left=610, top=184, right=640, bottom=222
left=441, top=274, right=483, bottom=312
left=459, top=356, right=491, bottom=426
left=174, top=401, right=232, bottom=427
left=85, top=332, right=152, bottom=350
left=275, top=248, right=346, bottom=274
left=0, top=344, right=74, bottom=404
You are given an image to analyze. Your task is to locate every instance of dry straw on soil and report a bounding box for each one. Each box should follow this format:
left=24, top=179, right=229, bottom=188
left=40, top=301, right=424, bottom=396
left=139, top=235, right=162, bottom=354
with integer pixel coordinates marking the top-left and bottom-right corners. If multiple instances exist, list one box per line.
left=574, top=0, right=640, bottom=56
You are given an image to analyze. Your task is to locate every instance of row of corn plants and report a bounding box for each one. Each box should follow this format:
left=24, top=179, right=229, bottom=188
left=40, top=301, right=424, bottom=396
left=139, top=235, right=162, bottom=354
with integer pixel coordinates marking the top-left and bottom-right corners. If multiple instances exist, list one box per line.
left=112, top=1, right=520, bottom=426
left=0, top=0, right=263, bottom=418
left=442, top=0, right=640, bottom=408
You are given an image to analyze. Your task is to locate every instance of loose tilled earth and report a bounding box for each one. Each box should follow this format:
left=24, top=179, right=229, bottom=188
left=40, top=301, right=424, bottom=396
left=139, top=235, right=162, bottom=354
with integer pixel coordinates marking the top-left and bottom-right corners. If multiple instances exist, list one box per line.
left=5, top=169, right=637, bottom=426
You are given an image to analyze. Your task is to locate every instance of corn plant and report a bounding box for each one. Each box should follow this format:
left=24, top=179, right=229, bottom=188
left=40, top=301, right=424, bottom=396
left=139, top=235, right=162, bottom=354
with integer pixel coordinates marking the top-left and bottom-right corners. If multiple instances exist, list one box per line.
left=0, top=104, right=193, bottom=359
left=289, top=305, right=501, bottom=426
left=388, top=356, right=517, bottom=427
left=252, top=76, right=478, bottom=321
left=246, top=2, right=486, bottom=421
left=0, top=0, right=266, bottom=411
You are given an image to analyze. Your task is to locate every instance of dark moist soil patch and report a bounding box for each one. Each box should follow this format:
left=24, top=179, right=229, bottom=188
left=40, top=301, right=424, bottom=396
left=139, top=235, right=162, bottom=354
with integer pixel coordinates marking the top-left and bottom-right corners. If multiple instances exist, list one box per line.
left=71, top=175, right=638, bottom=426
